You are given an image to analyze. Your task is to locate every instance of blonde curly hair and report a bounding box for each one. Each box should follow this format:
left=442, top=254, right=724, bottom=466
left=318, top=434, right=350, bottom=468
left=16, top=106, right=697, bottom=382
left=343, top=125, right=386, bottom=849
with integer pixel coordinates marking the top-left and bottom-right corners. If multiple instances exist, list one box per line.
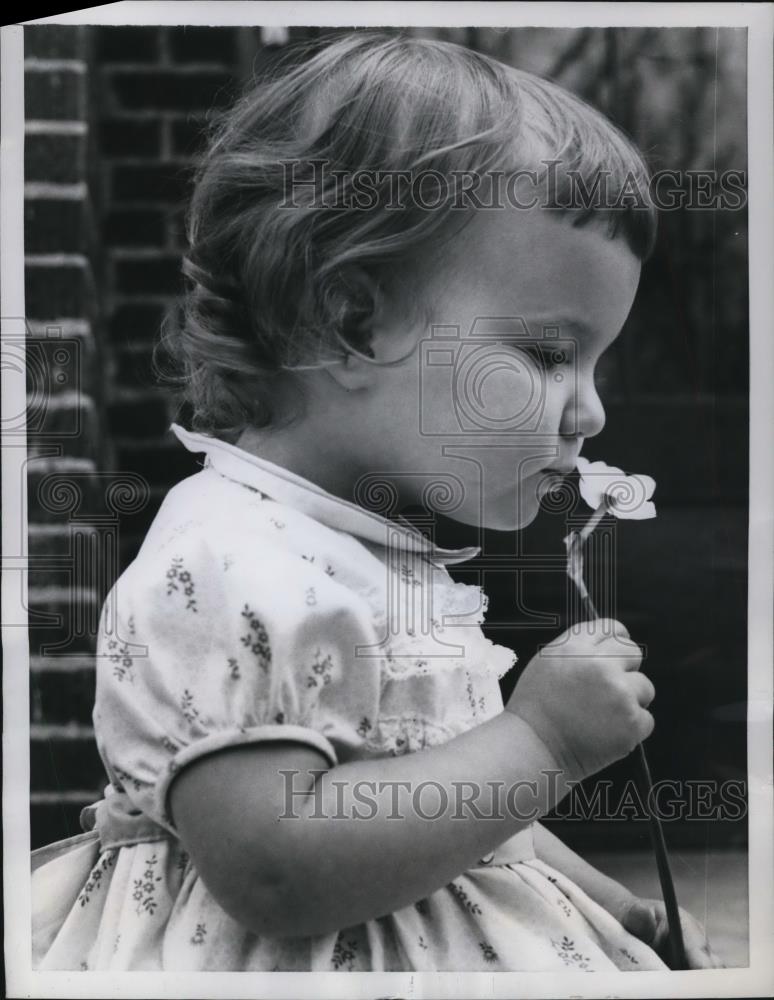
left=158, top=30, right=657, bottom=441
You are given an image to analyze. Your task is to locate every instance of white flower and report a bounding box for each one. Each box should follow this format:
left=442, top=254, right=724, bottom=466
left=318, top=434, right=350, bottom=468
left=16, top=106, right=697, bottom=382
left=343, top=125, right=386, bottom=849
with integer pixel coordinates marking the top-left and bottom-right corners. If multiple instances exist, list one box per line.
left=576, top=456, right=657, bottom=520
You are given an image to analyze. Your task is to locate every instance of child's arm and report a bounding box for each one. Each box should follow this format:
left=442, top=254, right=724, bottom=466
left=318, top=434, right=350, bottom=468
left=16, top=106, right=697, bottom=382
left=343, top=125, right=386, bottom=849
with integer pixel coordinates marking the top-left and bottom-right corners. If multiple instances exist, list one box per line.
left=170, top=618, right=654, bottom=939
left=532, top=821, right=724, bottom=968
left=532, top=820, right=636, bottom=914
left=171, top=712, right=564, bottom=939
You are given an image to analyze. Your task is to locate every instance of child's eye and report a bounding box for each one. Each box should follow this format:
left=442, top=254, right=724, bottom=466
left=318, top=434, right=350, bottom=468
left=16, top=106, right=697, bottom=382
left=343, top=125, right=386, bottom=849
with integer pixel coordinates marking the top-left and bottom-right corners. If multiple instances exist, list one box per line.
left=515, top=344, right=569, bottom=371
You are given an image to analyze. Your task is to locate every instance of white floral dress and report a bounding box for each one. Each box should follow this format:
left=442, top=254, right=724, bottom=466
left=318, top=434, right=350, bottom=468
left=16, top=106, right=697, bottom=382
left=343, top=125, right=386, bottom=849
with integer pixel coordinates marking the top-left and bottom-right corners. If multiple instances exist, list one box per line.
left=31, top=423, right=668, bottom=972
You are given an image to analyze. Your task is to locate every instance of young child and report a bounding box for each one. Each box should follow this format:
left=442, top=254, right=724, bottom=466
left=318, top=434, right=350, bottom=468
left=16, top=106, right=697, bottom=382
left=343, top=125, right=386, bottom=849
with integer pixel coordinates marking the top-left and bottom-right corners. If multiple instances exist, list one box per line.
left=32, top=32, right=723, bottom=972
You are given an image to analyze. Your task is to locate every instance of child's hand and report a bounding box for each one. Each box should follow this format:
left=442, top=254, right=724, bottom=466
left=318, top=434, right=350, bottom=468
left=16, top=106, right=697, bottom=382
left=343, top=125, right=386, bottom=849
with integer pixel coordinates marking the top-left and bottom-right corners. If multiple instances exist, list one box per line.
left=617, top=896, right=726, bottom=969
left=505, top=619, right=655, bottom=784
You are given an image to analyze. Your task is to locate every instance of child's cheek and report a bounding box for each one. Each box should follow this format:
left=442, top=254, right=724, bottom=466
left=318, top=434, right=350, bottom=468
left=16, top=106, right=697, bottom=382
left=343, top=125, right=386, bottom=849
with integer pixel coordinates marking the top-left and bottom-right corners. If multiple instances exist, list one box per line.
left=449, top=353, right=545, bottom=437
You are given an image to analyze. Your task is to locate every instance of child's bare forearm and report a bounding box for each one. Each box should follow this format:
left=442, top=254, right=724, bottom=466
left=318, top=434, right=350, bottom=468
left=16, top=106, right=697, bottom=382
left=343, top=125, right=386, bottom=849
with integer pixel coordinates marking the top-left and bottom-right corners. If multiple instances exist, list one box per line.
left=532, top=821, right=636, bottom=917
left=263, top=712, right=571, bottom=937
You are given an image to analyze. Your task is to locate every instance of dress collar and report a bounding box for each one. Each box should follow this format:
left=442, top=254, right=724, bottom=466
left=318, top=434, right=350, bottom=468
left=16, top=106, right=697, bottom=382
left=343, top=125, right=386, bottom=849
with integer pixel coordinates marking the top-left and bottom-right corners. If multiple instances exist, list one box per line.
left=170, top=423, right=481, bottom=565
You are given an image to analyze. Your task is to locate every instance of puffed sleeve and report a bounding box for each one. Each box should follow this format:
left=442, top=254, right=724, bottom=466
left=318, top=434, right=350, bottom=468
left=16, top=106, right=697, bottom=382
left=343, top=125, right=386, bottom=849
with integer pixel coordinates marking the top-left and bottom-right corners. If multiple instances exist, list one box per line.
left=93, top=528, right=383, bottom=833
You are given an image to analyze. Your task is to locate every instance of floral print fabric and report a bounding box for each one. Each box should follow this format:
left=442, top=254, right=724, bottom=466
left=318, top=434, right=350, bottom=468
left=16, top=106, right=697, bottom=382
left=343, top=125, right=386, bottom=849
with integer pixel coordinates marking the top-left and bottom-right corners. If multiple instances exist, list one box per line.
left=31, top=424, right=668, bottom=972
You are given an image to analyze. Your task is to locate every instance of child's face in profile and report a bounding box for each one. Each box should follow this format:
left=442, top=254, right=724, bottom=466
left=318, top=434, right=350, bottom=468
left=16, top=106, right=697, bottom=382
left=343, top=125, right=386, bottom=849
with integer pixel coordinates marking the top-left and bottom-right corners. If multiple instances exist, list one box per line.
left=359, top=205, right=642, bottom=531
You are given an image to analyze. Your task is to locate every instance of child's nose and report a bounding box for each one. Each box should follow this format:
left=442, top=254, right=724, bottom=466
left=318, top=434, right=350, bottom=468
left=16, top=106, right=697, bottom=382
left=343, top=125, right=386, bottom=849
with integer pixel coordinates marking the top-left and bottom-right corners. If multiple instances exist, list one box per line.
left=560, top=377, right=606, bottom=439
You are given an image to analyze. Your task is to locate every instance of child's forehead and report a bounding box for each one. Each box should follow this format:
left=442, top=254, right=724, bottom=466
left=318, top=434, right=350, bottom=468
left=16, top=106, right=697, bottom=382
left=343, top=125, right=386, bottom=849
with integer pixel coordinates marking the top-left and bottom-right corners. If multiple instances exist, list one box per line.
left=411, top=205, right=641, bottom=342
left=429, top=205, right=635, bottom=288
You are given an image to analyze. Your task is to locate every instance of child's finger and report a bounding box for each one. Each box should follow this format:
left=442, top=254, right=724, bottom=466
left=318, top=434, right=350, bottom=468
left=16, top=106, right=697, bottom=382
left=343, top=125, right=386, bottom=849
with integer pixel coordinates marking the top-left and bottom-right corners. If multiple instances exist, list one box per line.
left=684, top=943, right=718, bottom=969
left=680, top=914, right=720, bottom=969
left=637, top=708, right=655, bottom=742
left=618, top=641, right=645, bottom=669
left=590, top=618, right=631, bottom=644
left=620, top=898, right=658, bottom=944
left=629, top=672, right=656, bottom=707
left=699, top=938, right=726, bottom=969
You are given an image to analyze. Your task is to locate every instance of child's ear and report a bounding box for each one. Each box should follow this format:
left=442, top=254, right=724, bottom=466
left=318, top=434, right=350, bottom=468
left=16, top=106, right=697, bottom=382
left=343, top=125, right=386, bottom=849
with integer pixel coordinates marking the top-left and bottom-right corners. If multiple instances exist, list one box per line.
left=326, top=268, right=389, bottom=392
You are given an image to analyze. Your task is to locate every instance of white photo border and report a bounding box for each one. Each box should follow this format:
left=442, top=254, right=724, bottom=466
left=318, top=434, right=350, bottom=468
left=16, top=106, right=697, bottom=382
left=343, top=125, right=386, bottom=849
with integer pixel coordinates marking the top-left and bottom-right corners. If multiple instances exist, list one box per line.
left=3, top=3, right=772, bottom=998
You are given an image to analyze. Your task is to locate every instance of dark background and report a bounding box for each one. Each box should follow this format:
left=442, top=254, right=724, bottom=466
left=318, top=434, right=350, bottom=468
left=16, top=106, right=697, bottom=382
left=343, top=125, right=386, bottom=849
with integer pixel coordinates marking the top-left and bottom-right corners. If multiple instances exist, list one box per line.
left=24, top=25, right=748, bottom=854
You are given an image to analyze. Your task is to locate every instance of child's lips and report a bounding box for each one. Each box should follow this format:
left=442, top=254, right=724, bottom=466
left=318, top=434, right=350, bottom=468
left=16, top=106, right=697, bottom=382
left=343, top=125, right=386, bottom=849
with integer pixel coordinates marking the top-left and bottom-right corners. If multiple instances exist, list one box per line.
left=540, top=464, right=576, bottom=477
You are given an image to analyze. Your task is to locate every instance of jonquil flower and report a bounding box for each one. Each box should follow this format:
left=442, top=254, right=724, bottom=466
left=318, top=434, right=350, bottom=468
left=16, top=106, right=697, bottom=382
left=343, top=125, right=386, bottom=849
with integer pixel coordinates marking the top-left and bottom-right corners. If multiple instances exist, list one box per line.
left=564, top=456, right=658, bottom=586
left=576, top=456, right=657, bottom=521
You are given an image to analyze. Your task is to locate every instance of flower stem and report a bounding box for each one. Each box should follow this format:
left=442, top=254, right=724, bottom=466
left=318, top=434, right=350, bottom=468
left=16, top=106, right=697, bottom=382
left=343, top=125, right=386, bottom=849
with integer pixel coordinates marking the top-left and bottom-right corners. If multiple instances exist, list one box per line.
left=633, top=744, right=689, bottom=969
left=564, top=505, right=688, bottom=970
left=578, top=499, right=608, bottom=542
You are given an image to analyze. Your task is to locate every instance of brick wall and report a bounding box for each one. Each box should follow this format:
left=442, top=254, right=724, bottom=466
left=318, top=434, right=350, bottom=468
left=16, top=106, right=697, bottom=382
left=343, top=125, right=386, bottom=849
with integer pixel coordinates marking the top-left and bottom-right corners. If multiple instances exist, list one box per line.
left=25, top=24, right=109, bottom=846
left=25, top=25, right=260, bottom=847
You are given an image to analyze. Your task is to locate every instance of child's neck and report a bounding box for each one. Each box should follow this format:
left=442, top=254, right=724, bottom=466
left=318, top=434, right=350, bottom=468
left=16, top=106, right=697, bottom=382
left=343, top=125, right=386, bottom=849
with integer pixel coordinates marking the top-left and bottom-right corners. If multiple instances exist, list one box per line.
left=236, top=423, right=365, bottom=506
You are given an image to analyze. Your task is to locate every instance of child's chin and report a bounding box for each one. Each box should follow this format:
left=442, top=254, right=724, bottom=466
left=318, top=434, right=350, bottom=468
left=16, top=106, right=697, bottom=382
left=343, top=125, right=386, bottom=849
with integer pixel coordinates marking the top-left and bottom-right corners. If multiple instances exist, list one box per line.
left=485, top=509, right=539, bottom=532
left=487, top=492, right=542, bottom=531
left=441, top=491, right=540, bottom=532
left=460, top=503, right=540, bottom=533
